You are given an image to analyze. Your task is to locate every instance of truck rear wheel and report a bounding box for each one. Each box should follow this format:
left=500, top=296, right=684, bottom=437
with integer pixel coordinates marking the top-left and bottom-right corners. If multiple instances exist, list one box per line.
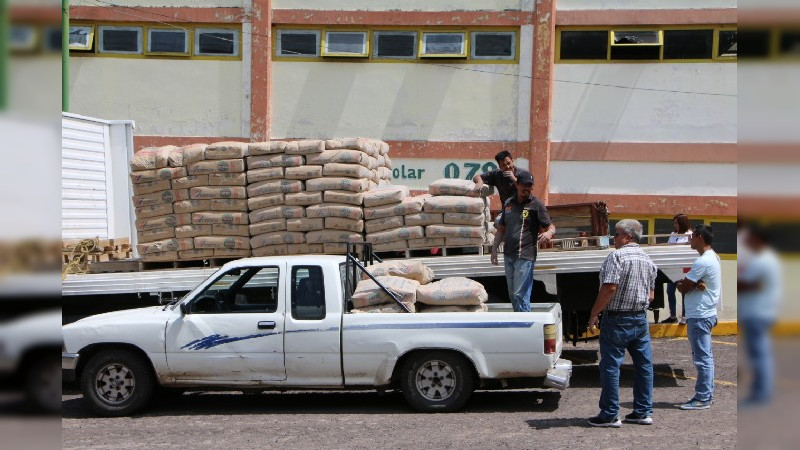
left=400, top=351, right=475, bottom=412
left=80, top=349, right=155, bottom=417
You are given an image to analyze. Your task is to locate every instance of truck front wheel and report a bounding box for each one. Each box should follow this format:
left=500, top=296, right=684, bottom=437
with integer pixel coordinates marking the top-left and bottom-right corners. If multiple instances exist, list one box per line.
left=80, top=349, right=155, bottom=417
left=400, top=351, right=475, bottom=412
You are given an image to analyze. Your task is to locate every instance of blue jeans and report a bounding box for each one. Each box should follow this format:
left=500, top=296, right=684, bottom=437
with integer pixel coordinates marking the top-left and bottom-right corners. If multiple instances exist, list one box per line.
left=599, top=313, right=653, bottom=419
left=687, top=316, right=718, bottom=402
left=742, top=318, right=775, bottom=403
left=503, top=255, right=534, bottom=312
left=666, top=282, right=685, bottom=318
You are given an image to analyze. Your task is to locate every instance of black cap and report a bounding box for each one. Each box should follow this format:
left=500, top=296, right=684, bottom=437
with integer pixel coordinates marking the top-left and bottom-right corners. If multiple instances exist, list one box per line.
left=517, top=171, right=534, bottom=186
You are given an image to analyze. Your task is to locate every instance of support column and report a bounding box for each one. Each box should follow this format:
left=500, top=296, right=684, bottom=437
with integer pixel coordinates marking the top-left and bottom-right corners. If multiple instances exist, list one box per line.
left=250, top=0, right=272, bottom=141
left=530, top=0, right=556, bottom=203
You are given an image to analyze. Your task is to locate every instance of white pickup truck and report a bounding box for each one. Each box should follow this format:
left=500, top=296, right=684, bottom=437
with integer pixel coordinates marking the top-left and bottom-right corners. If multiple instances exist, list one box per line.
left=62, top=254, right=571, bottom=416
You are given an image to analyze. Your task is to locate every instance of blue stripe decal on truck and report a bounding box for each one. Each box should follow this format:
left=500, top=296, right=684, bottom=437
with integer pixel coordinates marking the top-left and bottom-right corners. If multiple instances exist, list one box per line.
left=181, top=332, right=279, bottom=350
left=344, top=322, right=534, bottom=331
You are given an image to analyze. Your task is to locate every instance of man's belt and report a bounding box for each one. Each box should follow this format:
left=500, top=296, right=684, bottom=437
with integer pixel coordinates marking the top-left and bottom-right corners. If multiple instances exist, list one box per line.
left=605, top=310, right=647, bottom=317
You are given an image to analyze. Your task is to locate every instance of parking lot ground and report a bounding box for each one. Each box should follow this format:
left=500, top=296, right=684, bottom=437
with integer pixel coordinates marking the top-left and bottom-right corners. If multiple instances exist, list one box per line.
left=62, top=336, right=738, bottom=449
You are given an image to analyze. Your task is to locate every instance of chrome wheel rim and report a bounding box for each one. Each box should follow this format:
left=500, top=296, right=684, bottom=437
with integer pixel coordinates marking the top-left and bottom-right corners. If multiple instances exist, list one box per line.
left=414, top=359, right=456, bottom=401
left=95, top=363, right=136, bottom=404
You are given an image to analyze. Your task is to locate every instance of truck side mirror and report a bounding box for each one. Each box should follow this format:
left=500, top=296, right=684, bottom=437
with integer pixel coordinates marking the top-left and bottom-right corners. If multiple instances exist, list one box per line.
left=180, top=302, right=189, bottom=315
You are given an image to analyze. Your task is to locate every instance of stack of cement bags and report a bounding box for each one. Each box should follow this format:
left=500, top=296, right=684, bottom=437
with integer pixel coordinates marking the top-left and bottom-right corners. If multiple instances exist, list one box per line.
left=416, top=277, right=489, bottom=313
left=179, top=142, right=251, bottom=259
left=363, top=186, right=430, bottom=252
left=423, top=179, right=489, bottom=248
left=131, top=145, right=193, bottom=261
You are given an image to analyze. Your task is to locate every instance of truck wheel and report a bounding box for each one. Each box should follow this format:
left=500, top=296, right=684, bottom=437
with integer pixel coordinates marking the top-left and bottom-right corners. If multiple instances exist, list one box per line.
left=25, top=354, right=62, bottom=414
left=400, top=351, right=475, bottom=413
left=80, top=349, right=155, bottom=417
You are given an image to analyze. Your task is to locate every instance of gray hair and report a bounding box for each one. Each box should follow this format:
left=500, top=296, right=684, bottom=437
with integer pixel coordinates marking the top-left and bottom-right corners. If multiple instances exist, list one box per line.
left=616, top=219, right=643, bottom=242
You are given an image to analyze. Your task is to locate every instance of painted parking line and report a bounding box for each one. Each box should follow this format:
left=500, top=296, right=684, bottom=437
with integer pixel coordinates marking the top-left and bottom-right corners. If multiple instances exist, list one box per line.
left=670, top=337, right=738, bottom=347
left=569, top=356, right=738, bottom=387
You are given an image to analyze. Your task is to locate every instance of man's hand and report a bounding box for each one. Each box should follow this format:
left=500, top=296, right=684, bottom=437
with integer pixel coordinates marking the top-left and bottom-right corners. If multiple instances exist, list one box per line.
left=502, top=170, right=516, bottom=183
left=490, top=250, right=499, bottom=266
left=538, top=230, right=554, bottom=244
left=588, top=315, right=600, bottom=332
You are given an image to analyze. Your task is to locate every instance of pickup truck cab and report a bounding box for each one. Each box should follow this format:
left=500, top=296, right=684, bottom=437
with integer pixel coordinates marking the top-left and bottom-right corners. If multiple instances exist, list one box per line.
left=62, top=255, right=571, bottom=416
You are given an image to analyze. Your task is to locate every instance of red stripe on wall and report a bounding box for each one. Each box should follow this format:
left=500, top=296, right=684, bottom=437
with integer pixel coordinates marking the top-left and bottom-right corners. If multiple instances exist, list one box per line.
left=272, top=9, right=533, bottom=26
left=552, top=142, right=737, bottom=163
left=70, top=6, right=248, bottom=23
left=549, top=194, right=737, bottom=217
left=556, top=8, right=737, bottom=26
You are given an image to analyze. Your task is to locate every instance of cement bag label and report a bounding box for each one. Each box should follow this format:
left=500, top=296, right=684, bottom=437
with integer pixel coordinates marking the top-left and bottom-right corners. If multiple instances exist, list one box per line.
left=247, top=167, right=285, bottom=184
left=247, top=154, right=303, bottom=169
left=247, top=180, right=303, bottom=197
left=323, top=190, right=365, bottom=206
left=209, top=172, right=247, bottom=186
left=137, top=227, right=175, bottom=243
left=204, top=141, right=247, bottom=160
left=249, top=219, right=287, bottom=235
left=351, top=276, right=419, bottom=308
left=135, top=213, right=191, bottom=230
left=171, top=175, right=208, bottom=190
left=132, top=179, right=171, bottom=196
left=416, top=277, right=487, bottom=306
left=209, top=198, right=248, bottom=211
left=287, top=217, right=324, bottom=232
left=285, top=165, right=323, bottom=180
left=137, top=237, right=193, bottom=255
left=306, top=204, right=363, bottom=220
left=190, top=186, right=246, bottom=200
left=175, top=224, right=212, bottom=238
left=188, top=159, right=245, bottom=174
left=247, top=193, right=285, bottom=210
left=194, top=236, right=250, bottom=250
left=325, top=217, right=364, bottom=233
left=251, top=231, right=305, bottom=248
left=135, top=203, right=173, bottom=219
left=285, top=191, right=323, bottom=206
left=192, top=212, right=248, bottom=225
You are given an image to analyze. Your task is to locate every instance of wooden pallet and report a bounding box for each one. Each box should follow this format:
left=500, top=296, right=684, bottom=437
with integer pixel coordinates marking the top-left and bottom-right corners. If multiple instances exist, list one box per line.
left=140, top=257, right=236, bottom=271
left=376, top=244, right=491, bottom=259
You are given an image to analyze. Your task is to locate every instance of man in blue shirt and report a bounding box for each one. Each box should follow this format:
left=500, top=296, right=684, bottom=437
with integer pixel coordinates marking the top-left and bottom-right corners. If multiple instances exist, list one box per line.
left=676, top=224, right=721, bottom=410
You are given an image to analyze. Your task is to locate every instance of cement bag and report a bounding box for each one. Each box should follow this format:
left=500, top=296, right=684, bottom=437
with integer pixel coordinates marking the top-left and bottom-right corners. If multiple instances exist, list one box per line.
left=378, top=179, right=392, bottom=186
left=131, top=167, right=187, bottom=183
left=363, top=196, right=423, bottom=220
left=248, top=193, right=284, bottom=210
left=194, top=236, right=250, bottom=250
left=418, top=304, right=488, bottom=313
left=287, top=217, right=324, bottom=232
left=380, top=141, right=389, bottom=156
left=428, top=179, right=482, bottom=197
left=307, top=150, right=372, bottom=168
left=325, top=217, right=364, bottom=233
left=402, top=195, right=427, bottom=214
left=247, top=154, right=303, bottom=169
left=361, top=260, right=435, bottom=284
left=366, top=226, right=424, bottom=244
left=190, top=186, right=247, bottom=200
left=322, top=163, right=373, bottom=180
left=444, top=212, right=485, bottom=226
left=306, top=204, right=363, bottom=220
left=351, top=276, right=419, bottom=308
left=253, top=244, right=288, bottom=257
left=192, top=212, right=249, bottom=225
left=247, top=167, right=285, bottom=184
left=248, top=180, right=303, bottom=197
left=132, top=179, right=171, bottom=196
left=209, top=198, right=248, bottom=211
left=135, top=203, right=173, bottom=219
left=373, top=241, right=408, bottom=252
left=137, top=238, right=193, bottom=255
left=285, top=191, right=323, bottom=206
left=249, top=219, right=286, bottom=235
left=351, top=302, right=415, bottom=313
left=423, top=196, right=485, bottom=214
left=306, top=230, right=363, bottom=244
left=130, top=146, right=172, bottom=170
left=249, top=206, right=305, bottom=223
left=285, top=139, right=325, bottom=155
left=287, top=243, right=323, bottom=254
left=407, top=237, right=445, bottom=249
left=251, top=232, right=305, bottom=249
left=416, top=277, right=487, bottom=306
left=208, top=172, right=246, bottom=186
left=404, top=212, right=443, bottom=227
left=204, top=141, right=247, bottom=160
left=132, top=189, right=187, bottom=207
left=135, top=213, right=191, bottom=230
left=212, top=224, right=250, bottom=237
left=248, top=141, right=286, bottom=156
left=172, top=175, right=208, bottom=190
left=137, top=227, right=175, bottom=243
left=214, top=249, right=251, bottom=258
left=383, top=154, right=392, bottom=169
left=377, top=167, right=392, bottom=180
left=426, top=225, right=485, bottom=239
left=324, top=138, right=381, bottom=157
left=324, top=190, right=365, bottom=206
left=179, top=249, right=214, bottom=259
left=173, top=144, right=207, bottom=166
left=306, top=177, right=369, bottom=193
left=285, top=165, right=323, bottom=180
left=323, top=243, right=349, bottom=254
left=363, top=185, right=409, bottom=208
left=365, top=216, right=404, bottom=234
left=141, top=251, right=178, bottom=262
left=368, top=181, right=378, bottom=191
left=175, top=224, right=212, bottom=239
left=445, top=237, right=486, bottom=247
left=187, top=159, right=245, bottom=174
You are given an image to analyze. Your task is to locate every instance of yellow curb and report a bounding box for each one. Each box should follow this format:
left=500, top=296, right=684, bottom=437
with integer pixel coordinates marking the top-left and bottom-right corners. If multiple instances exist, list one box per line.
left=773, top=322, right=800, bottom=337
left=649, top=321, right=738, bottom=338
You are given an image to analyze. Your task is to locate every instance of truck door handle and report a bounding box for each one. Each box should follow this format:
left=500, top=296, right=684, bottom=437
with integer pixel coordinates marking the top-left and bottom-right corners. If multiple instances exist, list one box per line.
left=257, top=321, right=276, bottom=330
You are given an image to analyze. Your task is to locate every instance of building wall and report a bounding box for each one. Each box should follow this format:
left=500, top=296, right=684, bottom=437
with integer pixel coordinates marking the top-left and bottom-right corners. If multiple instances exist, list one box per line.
left=273, top=0, right=533, bottom=12
left=557, top=0, right=735, bottom=10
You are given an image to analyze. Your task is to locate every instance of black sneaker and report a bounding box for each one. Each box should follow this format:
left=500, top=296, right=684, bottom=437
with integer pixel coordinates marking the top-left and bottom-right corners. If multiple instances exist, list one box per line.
left=660, top=317, right=678, bottom=324
left=623, top=412, right=653, bottom=425
left=588, top=415, right=621, bottom=428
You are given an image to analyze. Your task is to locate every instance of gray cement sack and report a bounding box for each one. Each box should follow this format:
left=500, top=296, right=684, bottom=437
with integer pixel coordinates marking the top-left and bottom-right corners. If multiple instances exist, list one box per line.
left=135, top=203, right=173, bottom=219
left=351, top=302, right=416, bottom=314
left=214, top=248, right=251, bottom=258
left=137, top=238, right=193, bottom=255
left=361, top=260, right=434, bottom=284
left=322, top=163, right=373, bottom=180
left=363, top=196, right=424, bottom=220
left=209, top=198, right=248, bottom=211
left=212, top=224, right=250, bottom=237
left=306, top=230, right=363, bottom=244
left=137, top=227, right=175, bottom=243
left=130, top=146, right=172, bottom=170
left=287, top=217, right=324, bottom=232
left=307, top=149, right=372, bottom=168
left=171, top=175, right=208, bottom=190
left=444, top=212, right=485, bottom=226
left=190, top=186, right=247, bottom=200
left=429, top=179, right=482, bottom=197
left=191, top=212, right=249, bottom=225
left=407, top=237, right=446, bottom=249
left=248, top=141, right=286, bottom=156
left=285, top=191, right=323, bottom=206
left=351, top=276, right=419, bottom=308
left=179, top=249, right=214, bottom=259
left=175, top=224, right=212, bottom=239
left=377, top=167, right=392, bottom=180
left=418, top=304, right=488, bottom=313
left=247, top=154, right=303, bottom=169
left=135, top=213, right=191, bottom=230
left=426, top=224, right=485, bottom=239
left=172, top=143, right=206, bottom=166
left=247, top=193, right=285, bottom=210
left=249, top=219, right=286, bottom=235
left=132, top=189, right=188, bottom=207
left=423, top=196, right=485, bottom=214
left=365, top=216, right=404, bottom=234
left=416, top=277, right=487, bottom=306
left=373, top=241, right=408, bottom=252
left=194, top=236, right=250, bottom=250
left=366, top=226, right=424, bottom=244
left=325, top=217, right=364, bottom=233
left=252, top=244, right=288, bottom=257
left=404, top=212, right=443, bottom=227
left=324, top=190, right=365, bottom=206
left=204, top=141, right=247, bottom=160
left=306, top=204, right=363, bottom=220
left=141, top=251, right=178, bottom=262
left=363, top=185, right=409, bottom=207
left=187, top=159, right=245, bottom=174
left=285, top=165, right=323, bottom=180
left=132, top=179, right=171, bottom=196
left=131, top=166, right=187, bottom=183
left=249, top=206, right=305, bottom=223
left=247, top=179, right=303, bottom=197
left=285, top=139, right=325, bottom=155
left=247, top=167, right=285, bottom=184
left=208, top=172, right=247, bottom=186
left=287, top=243, right=324, bottom=254
left=305, top=177, right=369, bottom=193
left=250, top=232, right=305, bottom=249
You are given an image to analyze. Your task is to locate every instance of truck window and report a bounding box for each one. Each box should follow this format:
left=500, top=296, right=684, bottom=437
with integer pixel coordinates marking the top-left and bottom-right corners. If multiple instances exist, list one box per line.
left=291, top=266, right=326, bottom=320
left=191, top=267, right=279, bottom=314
